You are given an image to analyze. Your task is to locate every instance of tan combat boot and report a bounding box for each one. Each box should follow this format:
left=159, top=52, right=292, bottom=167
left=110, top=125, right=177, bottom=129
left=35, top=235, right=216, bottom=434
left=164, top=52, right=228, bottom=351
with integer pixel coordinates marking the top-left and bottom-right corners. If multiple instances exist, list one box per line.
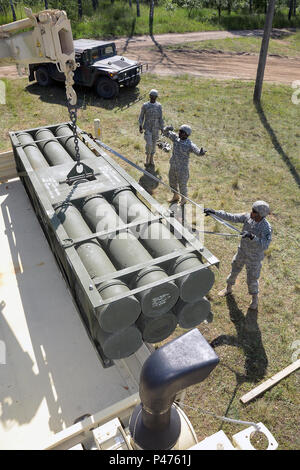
left=218, top=284, right=233, bottom=297
left=168, top=193, right=180, bottom=203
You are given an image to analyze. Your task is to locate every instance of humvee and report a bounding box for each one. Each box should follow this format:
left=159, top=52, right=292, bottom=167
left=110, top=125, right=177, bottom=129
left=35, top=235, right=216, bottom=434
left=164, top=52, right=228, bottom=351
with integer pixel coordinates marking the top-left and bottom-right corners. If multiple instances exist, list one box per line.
left=29, top=39, right=146, bottom=99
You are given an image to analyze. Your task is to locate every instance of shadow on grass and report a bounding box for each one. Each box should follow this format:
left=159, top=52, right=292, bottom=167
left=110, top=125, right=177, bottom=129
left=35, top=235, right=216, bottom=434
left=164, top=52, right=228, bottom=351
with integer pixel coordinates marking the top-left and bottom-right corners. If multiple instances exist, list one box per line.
left=255, top=101, right=300, bottom=189
left=25, top=81, right=145, bottom=113
left=211, top=294, right=268, bottom=384
left=210, top=294, right=268, bottom=424
left=149, top=34, right=178, bottom=68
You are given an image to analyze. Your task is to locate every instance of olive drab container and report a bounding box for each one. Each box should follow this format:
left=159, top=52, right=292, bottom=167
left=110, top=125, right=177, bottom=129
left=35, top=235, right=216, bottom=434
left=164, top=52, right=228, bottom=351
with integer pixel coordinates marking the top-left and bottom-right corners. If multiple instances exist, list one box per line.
left=9, top=122, right=219, bottom=365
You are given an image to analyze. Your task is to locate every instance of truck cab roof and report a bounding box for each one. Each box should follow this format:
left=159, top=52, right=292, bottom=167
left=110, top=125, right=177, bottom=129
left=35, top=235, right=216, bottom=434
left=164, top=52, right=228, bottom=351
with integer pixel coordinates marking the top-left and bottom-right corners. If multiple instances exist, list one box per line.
left=74, top=39, right=115, bottom=52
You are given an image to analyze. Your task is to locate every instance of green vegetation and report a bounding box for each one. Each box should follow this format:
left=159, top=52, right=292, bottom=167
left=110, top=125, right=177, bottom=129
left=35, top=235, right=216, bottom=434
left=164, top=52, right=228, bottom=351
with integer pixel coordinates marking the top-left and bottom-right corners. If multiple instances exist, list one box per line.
left=0, top=73, right=299, bottom=449
left=165, top=30, right=300, bottom=57
left=1, top=1, right=300, bottom=38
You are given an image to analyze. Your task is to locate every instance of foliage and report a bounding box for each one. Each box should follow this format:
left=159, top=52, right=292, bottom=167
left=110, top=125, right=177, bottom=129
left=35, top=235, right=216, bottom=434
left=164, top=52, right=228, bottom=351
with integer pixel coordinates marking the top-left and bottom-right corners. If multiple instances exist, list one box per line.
left=0, top=1, right=300, bottom=37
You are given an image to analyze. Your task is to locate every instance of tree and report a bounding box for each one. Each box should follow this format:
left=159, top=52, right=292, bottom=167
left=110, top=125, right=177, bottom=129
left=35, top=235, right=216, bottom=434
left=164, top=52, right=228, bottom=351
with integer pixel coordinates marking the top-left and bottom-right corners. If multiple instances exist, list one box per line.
left=288, top=0, right=297, bottom=20
left=78, top=0, right=82, bottom=18
left=149, top=0, right=154, bottom=36
left=92, top=0, right=99, bottom=10
left=183, top=0, right=204, bottom=18
left=253, top=0, right=276, bottom=103
left=136, top=0, right=140, bottom=17
left=9, top=0, right=16, bottom=21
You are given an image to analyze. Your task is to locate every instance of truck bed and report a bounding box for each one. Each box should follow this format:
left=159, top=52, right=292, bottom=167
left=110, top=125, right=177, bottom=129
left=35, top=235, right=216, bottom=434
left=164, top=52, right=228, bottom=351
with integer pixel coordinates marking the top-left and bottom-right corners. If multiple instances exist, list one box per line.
left=0, top=178, right=149, bottom=450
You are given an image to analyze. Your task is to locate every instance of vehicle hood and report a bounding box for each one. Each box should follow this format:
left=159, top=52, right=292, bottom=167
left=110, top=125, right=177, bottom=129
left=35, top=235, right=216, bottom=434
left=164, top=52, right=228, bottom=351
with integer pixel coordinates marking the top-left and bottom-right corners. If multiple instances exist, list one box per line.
left=91, top=55, right=138, bottom=71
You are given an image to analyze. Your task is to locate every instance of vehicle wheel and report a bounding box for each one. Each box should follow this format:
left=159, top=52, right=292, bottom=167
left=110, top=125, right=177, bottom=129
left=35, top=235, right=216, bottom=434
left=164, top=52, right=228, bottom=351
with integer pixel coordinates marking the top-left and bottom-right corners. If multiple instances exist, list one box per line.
left=124, top=76, right=141, bottom=88
left=35, top=67, right=53, bottom=86
left=96, top=78, right=119, bottom=99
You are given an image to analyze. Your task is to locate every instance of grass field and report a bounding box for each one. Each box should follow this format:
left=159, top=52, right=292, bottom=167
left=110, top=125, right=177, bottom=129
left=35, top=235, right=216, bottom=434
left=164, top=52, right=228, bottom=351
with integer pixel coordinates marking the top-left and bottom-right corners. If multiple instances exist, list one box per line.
left=165, top=30, right=300, bottom=58
left=0, top=73, right=299, bottom=450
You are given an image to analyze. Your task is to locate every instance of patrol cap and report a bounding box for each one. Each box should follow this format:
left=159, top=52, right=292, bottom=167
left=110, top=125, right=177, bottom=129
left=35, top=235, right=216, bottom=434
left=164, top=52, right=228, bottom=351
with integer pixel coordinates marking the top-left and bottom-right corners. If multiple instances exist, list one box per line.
left=179, top=124, right=192, bottom=136
left=252, top=200, right=270, bottom=217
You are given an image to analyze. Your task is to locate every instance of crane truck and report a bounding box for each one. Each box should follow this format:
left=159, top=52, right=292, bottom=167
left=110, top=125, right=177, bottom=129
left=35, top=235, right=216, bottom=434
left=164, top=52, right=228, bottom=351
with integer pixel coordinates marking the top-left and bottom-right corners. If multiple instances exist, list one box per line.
left=0, top=8, right=278, bottom=452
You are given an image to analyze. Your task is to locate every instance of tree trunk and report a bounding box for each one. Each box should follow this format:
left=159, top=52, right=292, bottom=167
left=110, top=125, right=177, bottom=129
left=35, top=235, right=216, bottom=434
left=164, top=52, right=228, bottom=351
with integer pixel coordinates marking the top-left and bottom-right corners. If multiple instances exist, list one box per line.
left=44, top=0, right=48, bottom=9
left=149, top=0, right=154, bottom=36
left=254, top=0, right=276, bottom=102
left=290, top=0, right=297, bottom=17
left=92, top=0, right=99, bottom=11
left=129, top=0, right=132, bottom=7
left=9, top=0, right=16, bottom=21
left=218, top=6, right=221, bottom=22
left=78, top=0, right=83, bottom=18
left=289, top=0, right=293, bottom=20
left=249, top=0, right=253, bottom=14
left=136, top=0, right=140, bottom=17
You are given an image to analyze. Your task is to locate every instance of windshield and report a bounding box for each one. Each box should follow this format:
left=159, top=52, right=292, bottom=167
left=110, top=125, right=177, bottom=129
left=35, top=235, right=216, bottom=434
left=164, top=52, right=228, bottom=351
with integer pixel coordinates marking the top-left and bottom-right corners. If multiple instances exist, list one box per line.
left=90, top=44, right=115, bottom=62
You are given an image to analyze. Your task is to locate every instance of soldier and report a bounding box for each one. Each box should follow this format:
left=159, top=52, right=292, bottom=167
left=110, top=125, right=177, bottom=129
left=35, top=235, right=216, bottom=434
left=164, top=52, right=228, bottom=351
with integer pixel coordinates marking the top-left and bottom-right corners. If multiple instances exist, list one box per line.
left=163, top=124, right=206, bottom=205
left=204, top=201, right=272, bottom=310
left=139, top=89, right=164, bottom=167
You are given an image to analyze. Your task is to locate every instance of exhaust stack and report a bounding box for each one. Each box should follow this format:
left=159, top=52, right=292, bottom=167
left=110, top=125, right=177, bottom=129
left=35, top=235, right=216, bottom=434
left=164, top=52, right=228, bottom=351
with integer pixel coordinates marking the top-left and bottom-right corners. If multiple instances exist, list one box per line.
left=129, top=329, right=219, bottom=450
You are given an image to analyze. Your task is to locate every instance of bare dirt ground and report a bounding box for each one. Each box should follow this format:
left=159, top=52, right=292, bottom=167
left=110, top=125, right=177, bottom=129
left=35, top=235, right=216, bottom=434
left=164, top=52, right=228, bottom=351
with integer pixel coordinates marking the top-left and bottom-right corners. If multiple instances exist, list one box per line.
left=1, top=29, right=299, bottom=85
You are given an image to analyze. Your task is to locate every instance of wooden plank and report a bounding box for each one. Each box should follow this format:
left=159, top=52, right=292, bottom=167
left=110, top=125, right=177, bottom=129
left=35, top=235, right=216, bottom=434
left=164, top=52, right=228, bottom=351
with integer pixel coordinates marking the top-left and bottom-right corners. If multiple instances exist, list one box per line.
left=240, top=359, right=300, bottom=404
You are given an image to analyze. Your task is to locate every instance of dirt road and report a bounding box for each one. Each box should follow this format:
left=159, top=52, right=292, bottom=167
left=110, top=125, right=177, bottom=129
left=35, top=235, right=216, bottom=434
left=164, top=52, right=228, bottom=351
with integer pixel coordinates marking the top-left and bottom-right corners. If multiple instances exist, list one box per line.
left=1, top=29, right=299, bottom=85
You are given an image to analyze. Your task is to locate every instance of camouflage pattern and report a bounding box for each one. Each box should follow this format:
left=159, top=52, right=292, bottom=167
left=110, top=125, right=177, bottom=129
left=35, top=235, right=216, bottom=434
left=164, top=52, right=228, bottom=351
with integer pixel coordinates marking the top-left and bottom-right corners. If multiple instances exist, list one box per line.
left=144, top=129, right=160, bottom=157
left=214, top=210, right=272, bottom=294
left=163, top=129, right=204, bottom=197
left=139, top=101, right=164, bottom=156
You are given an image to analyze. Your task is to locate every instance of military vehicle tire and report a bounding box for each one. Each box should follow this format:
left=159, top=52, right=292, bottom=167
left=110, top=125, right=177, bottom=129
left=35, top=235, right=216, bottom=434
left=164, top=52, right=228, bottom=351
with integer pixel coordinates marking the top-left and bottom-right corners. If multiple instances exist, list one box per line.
left=35, top=67, right=53, bottom=86
left=96, top=78, right=119, bottom=99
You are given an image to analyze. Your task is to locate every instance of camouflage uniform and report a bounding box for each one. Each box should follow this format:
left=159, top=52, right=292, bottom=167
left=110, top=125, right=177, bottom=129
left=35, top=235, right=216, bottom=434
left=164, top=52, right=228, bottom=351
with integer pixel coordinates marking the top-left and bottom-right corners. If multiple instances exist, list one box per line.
left=163, top=128, right=204, bottom=197
left=139, top=101, right=164, bottom=158
left=214, top=210, right=272, bottom=294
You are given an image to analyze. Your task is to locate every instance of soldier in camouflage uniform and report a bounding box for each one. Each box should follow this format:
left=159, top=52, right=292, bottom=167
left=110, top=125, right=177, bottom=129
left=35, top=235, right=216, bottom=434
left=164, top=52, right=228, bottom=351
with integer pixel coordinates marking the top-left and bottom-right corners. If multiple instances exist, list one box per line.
left=163, top=124, right=206, bottom=205
left=139, top=89, right=164, bottom=167
left=204, top=201, right=272, bottom=309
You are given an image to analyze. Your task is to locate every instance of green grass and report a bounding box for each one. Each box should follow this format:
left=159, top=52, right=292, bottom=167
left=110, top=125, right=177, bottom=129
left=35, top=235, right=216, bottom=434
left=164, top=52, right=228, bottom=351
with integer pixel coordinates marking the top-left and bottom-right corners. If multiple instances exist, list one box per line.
left=165, top=31, right=300, bottom=58
left=0, top=74, right=299, bottom=449
left=2, top=2, right=300, bottom=38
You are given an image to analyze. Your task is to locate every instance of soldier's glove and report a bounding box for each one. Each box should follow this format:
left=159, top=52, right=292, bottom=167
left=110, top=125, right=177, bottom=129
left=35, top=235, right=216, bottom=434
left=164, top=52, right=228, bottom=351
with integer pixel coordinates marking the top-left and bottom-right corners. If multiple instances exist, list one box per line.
left=139, top=126, right=143, bottom=134
left=163, top=125, right=174, bottom=133
left=241, top=231, right=254, bottom=240
left=204, top=208, right=215, bottom=217
left=200, top=147, right=207, bottom=156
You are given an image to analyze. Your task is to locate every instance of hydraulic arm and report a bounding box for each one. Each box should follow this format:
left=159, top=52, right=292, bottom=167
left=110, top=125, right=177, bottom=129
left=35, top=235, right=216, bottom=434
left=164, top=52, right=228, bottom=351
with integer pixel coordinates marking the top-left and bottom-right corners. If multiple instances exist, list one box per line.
left=0, top=7, right=77, bottom=105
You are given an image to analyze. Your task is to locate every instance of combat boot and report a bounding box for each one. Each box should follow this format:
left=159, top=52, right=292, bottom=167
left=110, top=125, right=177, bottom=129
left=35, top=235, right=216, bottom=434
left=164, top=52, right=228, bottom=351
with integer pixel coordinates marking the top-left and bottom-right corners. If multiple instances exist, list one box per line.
left=168, top=193, right=180, bottom=203
left=218, top=284, right=233, bottom=297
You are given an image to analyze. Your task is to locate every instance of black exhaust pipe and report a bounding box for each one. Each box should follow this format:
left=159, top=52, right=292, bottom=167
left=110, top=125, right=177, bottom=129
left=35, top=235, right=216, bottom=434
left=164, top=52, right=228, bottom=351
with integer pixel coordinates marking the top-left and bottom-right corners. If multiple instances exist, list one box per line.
left=129, top=329, right=219, bottom=450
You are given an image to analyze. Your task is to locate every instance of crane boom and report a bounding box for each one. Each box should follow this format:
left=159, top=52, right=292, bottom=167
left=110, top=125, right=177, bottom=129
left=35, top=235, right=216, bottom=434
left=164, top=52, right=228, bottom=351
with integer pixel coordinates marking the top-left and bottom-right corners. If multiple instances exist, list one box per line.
left=0, top=7, right=77, bottom=105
